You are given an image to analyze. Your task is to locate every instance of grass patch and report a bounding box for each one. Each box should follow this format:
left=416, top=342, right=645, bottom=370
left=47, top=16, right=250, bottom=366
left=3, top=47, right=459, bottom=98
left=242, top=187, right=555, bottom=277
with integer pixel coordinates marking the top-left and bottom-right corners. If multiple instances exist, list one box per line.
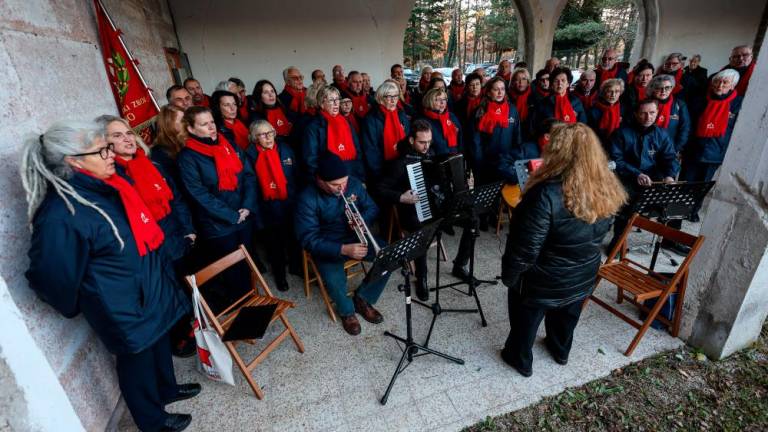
left=463, top=323, right=768, bottom=431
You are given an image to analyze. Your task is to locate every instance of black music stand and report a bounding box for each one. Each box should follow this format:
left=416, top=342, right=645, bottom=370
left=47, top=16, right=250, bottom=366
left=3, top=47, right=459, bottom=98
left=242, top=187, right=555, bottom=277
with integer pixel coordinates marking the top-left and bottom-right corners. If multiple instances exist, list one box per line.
left=366, top=221, right=465, bottom=405
left=628, top=181, right=714, bottom=269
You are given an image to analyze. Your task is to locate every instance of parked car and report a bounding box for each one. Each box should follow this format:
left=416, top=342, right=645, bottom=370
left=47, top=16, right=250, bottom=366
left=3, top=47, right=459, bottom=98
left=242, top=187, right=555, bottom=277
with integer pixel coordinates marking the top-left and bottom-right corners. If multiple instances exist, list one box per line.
left=433, top=67, right=457, bottom=85
left=464, top=62, right=495, bottom=75
left=403, top=68, right=419, bottom=87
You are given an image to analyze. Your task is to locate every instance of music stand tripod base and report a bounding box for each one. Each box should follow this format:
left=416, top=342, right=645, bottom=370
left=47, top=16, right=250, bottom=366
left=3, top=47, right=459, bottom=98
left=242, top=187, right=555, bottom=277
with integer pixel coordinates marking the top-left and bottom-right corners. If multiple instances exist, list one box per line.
left=364, top=221, right=465, bottom=405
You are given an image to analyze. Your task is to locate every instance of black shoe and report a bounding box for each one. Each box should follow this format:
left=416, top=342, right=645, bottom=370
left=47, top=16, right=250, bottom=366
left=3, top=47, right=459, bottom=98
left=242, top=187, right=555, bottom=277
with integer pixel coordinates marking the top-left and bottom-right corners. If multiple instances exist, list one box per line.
left=544, top=339, right=568, bottom=365
left=661, top=241, right=691, bottom=256
left=160, top=414, right=192, bottom=432
left=275, top=277, right=290, bottom=292
left=165, top=383, right=201, bottom=405
left=452, top=265, right=478, bottom=286
left=500, top=350, right=532, bottom=377
left=415, top=276, right=429, bottom=302
left=172, top=337, right=196, bottom=358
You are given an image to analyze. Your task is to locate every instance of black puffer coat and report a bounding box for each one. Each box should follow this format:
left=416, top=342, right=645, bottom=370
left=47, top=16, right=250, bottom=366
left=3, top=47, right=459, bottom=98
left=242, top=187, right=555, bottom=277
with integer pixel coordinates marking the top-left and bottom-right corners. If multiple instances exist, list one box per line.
left=501, top=179, right=612, bottom=308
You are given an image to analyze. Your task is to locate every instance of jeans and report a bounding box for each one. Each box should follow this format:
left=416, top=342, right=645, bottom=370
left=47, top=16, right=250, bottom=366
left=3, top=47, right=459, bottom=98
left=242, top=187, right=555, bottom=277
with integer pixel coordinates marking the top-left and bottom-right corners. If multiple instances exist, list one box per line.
left=313, top=246, right=390, bottom=316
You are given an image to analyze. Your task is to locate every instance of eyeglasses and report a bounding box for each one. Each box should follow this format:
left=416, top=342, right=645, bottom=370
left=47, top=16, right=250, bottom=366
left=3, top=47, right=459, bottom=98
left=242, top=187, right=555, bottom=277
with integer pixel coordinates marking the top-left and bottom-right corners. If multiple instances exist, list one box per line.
left=382, top=94, right=399, bottom=100
left=71, top=143, right=115, bottom=160
left=602, top=56, right=616, bottom=61
left=256, top=131, right=276, bottom=139
left=435, top=98, right=448, bottom=103
left=108, top=131, right=136, bottom=140
left=731, top=53, right=752, bottom=58
left=325, top=98, right=341, bottom=105
left=289, top=75, right=304, bottom=80
left=658, top=85, right=674, bottom=91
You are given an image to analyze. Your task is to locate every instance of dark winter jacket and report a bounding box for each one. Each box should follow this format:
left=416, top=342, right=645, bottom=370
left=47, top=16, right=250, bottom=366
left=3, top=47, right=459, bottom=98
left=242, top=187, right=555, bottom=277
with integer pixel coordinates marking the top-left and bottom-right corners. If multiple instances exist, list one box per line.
left=301, top=115, right=366, bottom=183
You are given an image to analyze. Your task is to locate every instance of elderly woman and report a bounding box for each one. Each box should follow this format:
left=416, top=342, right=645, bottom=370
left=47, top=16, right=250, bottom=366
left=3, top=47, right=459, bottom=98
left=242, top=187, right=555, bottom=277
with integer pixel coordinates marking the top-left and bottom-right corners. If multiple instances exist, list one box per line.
left=573, top=69, right=598, bottom=110
left=178, top=106, right=258, bottom=308
left=244, top=120, right=299, bottom=291
left=23, top=122, right=197, bottom=431
left=532, top=67, right=587, bottom=131
left=588, top=78, right=627, bottom=151
left=496, top=59, right=513, bottom=82
left=249, top=79, right=295, bottom=145
left=448, top=68, right=466, bottom=102
left=151, top=104, right=186, bottom=186
left=418, top=87, right=462, bottom=157
left=649, top=74, right=691, bottom=154
left=210, top=90, right=250, bottom=150
left=657, top=53, right=693, bottom=98
left=500, top=122, right=627, bottom=377
left=623, top=60, right=654, bottom=108
left=361, top=80, right=411, bottom=179
left=302, top=85, right=365, bottom=183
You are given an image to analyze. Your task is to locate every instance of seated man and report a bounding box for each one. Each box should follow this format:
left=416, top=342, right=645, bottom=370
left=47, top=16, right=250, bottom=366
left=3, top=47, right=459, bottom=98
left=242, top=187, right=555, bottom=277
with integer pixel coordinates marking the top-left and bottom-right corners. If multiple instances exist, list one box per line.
left=375, top=120, right=473, bottom=301
left=295, top=153, right=389, bottom=335
left=608, top=99, right=679, bottom=250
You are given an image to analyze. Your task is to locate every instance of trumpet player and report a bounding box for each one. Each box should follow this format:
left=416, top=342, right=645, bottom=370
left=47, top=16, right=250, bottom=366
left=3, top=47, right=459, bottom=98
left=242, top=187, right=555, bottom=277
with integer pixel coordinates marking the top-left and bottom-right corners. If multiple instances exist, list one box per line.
left=295, top=153, right=390, bottom=335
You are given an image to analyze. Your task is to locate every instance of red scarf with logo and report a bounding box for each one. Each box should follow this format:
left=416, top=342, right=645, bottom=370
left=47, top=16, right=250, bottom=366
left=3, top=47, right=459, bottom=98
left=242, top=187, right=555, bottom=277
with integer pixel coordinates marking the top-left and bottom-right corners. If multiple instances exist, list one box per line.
left=80, top=169, right=165, bottom=256
left=224, top=119, right=250, bottom=150
left=423, top=109, right=458, bottom=149
left=321, top=111, right=357, bottom=160
left=554, top=94, right=577, bottom=123
left=594, top=100, right=622, bottom=136
left=735, top=63, right=755, bottom=96
left=265, top=106, right=293, bottom=136
left=283, top=86, right=306, bottom=114
left=185, top=135, right=243, bottom=191
left=477, top=100, right=509, bottom=134
left=655, top=97, right=674, bottom=129
left=254, top=145, right=288, bottom=200
left=114, top=148, right=173, bottom=221
left=449, top=82, right=465, bottom=101
left=510, top=87, right=531, bottom=122
left=350, top=92, right=371, bottom=117
left=696, top=91, right=737, bottom=138
left=381, top=106, right=405, bottom=160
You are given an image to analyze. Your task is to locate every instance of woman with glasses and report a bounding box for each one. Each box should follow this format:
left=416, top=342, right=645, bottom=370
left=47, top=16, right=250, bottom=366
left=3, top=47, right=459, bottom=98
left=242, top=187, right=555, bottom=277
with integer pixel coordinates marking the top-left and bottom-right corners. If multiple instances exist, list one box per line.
left=244, top=120, right=299, bottom=291
left=418, top=87, right=462, bottom=156
left=23, top=121, right=197, bottom=431
left=302, top=85, right=365, bottom=183
left=588, top=78, right=628, bottom=152
left=657, top=53, right=694, bottom=99
left=648, top=74, right=691, bottom=155
left=210, top=90, right=251, bottom=151
left=360, top=80, right=410, bottom=180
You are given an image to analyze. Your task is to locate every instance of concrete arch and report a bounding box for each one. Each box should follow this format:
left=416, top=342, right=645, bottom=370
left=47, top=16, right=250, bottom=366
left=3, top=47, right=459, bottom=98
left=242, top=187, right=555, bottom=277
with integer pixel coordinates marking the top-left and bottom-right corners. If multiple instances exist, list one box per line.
left=632, top=0, right=659, bottom=63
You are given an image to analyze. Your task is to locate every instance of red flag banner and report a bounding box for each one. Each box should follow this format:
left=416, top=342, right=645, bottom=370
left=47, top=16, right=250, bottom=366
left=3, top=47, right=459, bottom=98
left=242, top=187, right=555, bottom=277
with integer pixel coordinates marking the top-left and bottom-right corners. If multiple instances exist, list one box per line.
left=94, top=0, right=159, bottom=143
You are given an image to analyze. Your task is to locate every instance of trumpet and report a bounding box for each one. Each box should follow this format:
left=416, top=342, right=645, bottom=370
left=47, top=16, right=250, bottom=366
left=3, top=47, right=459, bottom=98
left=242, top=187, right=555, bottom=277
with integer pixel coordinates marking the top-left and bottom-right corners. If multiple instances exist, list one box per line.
left=340, top=191, right=381, bottom=254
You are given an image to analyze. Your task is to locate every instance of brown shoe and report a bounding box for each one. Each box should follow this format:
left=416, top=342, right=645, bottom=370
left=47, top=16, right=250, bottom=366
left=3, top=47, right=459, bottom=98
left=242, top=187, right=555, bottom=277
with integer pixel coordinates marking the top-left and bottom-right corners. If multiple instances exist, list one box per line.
left=353, top=295, right=383, bottom=324
left=341, top=315, right=361, bottom=335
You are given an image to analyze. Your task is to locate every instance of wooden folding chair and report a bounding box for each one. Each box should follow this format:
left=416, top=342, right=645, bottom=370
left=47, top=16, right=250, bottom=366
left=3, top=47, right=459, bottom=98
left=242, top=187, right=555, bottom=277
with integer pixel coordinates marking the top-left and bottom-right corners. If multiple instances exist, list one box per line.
left=302, top=250, right=367, bottom=322
left=387, top=205, right=448, bottom=261
left=185, top=245, right=304, bottom=399
left=584, top=214, right=704, bottom=356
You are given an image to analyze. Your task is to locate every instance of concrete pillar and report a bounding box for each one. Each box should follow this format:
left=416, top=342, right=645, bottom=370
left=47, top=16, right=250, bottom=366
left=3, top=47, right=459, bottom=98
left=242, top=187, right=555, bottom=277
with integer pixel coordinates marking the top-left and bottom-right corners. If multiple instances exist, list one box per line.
left=515, top=0, right=568, bottom=72
left=685, top=39, right=768, bottom=359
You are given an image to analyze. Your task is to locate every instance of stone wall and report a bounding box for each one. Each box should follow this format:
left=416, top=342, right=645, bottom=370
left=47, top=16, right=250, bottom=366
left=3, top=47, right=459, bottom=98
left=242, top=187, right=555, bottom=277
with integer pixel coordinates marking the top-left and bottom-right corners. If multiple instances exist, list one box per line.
left=0, top=1, right=178, bottom=429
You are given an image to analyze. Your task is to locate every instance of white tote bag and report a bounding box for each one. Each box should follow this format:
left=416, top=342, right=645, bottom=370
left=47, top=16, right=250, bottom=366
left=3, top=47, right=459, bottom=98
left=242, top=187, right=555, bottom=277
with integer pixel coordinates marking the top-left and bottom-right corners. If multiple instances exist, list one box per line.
left=190, top=275, right=235, bottom=386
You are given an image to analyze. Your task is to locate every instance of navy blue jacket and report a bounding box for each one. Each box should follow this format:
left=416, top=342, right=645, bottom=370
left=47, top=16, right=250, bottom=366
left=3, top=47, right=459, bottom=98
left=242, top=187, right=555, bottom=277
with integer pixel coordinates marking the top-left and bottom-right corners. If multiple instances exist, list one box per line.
left=243, top=143, right=297, bottom=225
left=278, top=88, right=305, bottom=118
left=655, top=97, right=691, bottom=153
left=687, top=92, right=743, bottom=164
left=531, top=94, right=588, bottom=133
left=114, top=162, right=194, bottom=262
left=470, top=101, right=523, bottom=184
left=177, top=136, right=259, bottom=239
left=587, top=100, right=630, bottom=151
left=416, top=111, right=463, bottom=156
left=26, top=172, right=189, bottom=355
left=301, top=115, right=366, bottom=183
left=610, top=123, right=680, bottom=183
left=150, top=146, right=181, bottom=189
left=295, top=176, right=378, bottom=261
left=361, top=108, right=411, bottom=178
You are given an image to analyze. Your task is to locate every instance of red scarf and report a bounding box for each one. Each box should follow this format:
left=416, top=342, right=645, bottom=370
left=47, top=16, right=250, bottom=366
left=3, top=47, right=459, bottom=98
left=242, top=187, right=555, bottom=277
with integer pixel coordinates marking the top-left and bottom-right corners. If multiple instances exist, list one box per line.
left=283, top=86, right=306, bottom=114
left=574, top=88, right=597, bottom=110
left=418, top=76, right=429, bottom=93
left=510, top=87, right=531, bottom=121
left=334, top=80, right=349, bottom=93
left=535, top=86, right=549, bottom=98
left=350, top=92, right=371, bottom=117
left=670, top=69, right=684, bottom=95
left=598, top=65, right=619, bottom=82
left=466, top=95, right=482, bottom=118
left=185, top=135, right=243, bottom=191
left=343, top=112, right=360, bottom=133
left=655, top=97, right=674, bottom=129
left=225, top=119, right=250, bottom=150
left=380, top=106, right=405, bottom=160
left=265, top=106, right=293, bottom=136
left=594, top=100, right=622, bottom=136
left=734, top=63, right=755, bottom=96
left=254, top=145, right=288, bottom=200
left=238, top=101, right=249, bottom=123
left=114, top=148, right=173, bottom=221
left=80, top=169, right=165, bottom=256
left=423, top=109, right=458, bottom=149
left=194, top=94, right=210, bottom=107
left=554, top=94, right=577, bottom=123
left=320, top=111, right=357, bottom=160
left=449, top=83, right=464, bottom=101
left=499, top=72, right=512, bottom=82
left=477, top=100, right=509, bottom=134
left=634, top=83, right=648, bottom=102
left=696, top=91, right=737, bottom=138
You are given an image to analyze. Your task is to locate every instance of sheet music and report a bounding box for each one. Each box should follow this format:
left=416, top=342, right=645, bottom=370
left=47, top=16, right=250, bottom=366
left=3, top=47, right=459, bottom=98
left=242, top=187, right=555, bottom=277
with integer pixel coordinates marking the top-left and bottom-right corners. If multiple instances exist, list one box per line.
left=406, top=162, right=432, bottom=222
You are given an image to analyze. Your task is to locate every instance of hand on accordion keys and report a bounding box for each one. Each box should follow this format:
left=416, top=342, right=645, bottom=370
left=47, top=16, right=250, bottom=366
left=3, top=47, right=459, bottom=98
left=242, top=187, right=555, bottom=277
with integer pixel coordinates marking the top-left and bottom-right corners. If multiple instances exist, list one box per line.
left=400, top=190, right=419, bottom=205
